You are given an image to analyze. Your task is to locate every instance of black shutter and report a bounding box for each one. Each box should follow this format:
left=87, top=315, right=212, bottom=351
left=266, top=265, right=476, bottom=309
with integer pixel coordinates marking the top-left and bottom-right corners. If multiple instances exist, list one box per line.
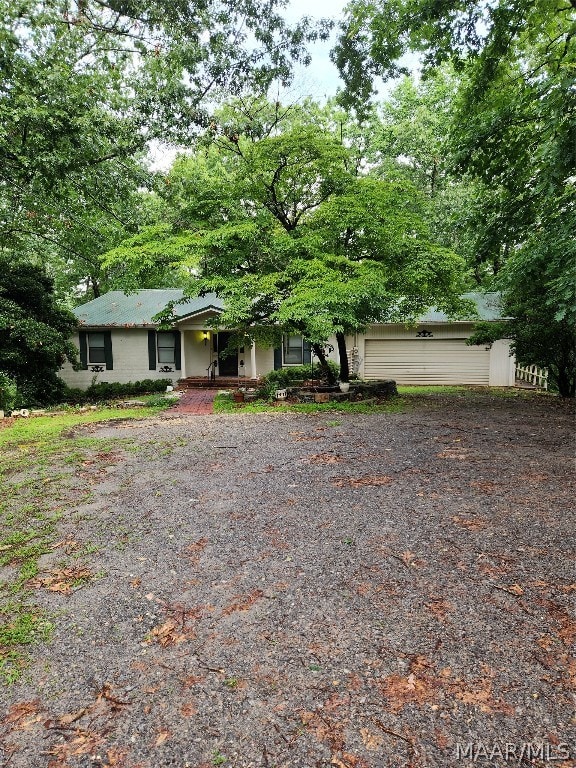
left=303, top=339, right=312, bottom=365
left=273, top=347, right=283, bottom=370
left=79, top=331, right=88, bottom=370
left=103, top=331, right=113, bottom=370
left=148, top=330, right=157, bottom=370
left=173, top=330, right=181, bottom=371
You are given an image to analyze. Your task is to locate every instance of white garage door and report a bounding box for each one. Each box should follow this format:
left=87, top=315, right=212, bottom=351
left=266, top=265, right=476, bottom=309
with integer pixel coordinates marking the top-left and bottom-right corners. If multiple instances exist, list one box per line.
left=364, top=339, right=490, bottom=385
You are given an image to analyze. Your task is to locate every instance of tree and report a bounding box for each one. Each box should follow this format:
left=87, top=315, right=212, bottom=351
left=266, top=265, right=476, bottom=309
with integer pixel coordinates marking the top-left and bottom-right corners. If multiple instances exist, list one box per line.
left=106, top=100, right=470, bottom=382
left=0, top=259, right=78, bottom=405
left=334, top=0, right=576, bottom=394
left=0, top=0, right=328, bottom=301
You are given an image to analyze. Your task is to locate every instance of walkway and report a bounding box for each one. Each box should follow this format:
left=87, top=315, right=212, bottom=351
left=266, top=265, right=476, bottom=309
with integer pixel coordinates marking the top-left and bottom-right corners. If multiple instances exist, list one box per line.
left=165, top=389, right=216, bottom=415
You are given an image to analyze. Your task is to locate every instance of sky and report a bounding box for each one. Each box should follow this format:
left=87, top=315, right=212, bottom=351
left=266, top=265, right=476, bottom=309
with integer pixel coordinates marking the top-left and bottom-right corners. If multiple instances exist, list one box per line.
left=280, top=0, right=348, bottom=100
left=148, top=0, right=350, bottom=169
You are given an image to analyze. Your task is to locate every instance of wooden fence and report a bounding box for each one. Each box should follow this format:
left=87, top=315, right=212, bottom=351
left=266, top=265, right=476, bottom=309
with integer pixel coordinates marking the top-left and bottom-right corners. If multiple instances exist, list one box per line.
left=515, top=364, right=549, bottom=390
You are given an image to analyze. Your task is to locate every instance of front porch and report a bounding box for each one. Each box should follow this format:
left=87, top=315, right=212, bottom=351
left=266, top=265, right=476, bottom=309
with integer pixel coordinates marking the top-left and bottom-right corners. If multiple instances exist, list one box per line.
left=177, top=326, right=273, bottom=382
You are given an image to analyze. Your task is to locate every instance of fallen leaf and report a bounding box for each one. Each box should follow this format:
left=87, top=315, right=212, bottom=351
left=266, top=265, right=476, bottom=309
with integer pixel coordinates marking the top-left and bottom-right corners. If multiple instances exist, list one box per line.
left=425, top=598, right=452, bottom=620
left=360, top=727, right=383, bottom=750
left=147, top=620, right=188, bottom=646
left=180, top=702, right=197, bottom=717
left=221, top=589, right=264, bottom=616
left=500, top=583, right=524, bottom=596
left=308, top=453, right=342, bottom=464
left=452, top=516, right=488, bottom=531
left=154, top=730, right=170, bottom=747
left=333, top=475, right=393, bottom=487
left=400, top=550, right=415, bottom=567
left=58, top=706, right=89, bottom=726
left=4, top=700, right=42, bottom=729
left=28, top=566, right=93, bottom=594
left=106, top=748, right=128, bottom=766
left=437, top=450, right=468, bottom=460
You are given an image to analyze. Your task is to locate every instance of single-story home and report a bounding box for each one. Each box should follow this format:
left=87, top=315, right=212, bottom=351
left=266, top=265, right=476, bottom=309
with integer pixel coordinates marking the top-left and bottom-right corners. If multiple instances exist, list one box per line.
left=58, top=290, right=516, bottom=389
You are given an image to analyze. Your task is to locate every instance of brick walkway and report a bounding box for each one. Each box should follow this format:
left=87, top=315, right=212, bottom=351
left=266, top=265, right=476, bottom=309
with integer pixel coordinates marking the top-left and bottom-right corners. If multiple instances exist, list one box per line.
left=165, top=389, right=216, bottom=415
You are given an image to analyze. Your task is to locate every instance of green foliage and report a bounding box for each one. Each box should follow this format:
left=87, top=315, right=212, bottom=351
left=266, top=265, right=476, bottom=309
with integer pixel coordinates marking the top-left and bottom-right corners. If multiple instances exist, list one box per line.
left=262, top=362, right=340, bottom=388
left=0, top=372, right=17, bottom=412
left=213, top=392, right=406, bottom=415
left=0, top=0, right=327, bottom=302
left=0, top=259, right=78, bottom=405
left=334, top=1, right=576, bottom=395
left=62, top=379, right=172, bottom=404
left=125, top=99, right=470, bottom=379
left=469, top=248, right=576, bottom=398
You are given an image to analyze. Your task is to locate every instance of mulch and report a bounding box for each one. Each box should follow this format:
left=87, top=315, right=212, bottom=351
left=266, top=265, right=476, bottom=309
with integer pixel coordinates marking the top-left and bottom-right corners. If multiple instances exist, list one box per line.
left=1, top=392, right=574, bottom=768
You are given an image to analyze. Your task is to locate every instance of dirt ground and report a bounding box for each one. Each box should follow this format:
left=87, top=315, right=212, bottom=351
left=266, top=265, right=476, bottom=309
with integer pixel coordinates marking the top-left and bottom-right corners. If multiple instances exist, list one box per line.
left=1, top=392, right=575, bottom=768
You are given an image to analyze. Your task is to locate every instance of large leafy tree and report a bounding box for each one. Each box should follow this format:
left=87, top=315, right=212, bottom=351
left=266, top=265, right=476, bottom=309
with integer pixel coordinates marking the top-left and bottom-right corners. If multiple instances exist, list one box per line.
left=334, top=0, right=576, bottom=394
left=0, top=0, right=327, bottom=300
left=105, top=99, right=470, bottom=382
left=0, top=259, right=78, bottom=405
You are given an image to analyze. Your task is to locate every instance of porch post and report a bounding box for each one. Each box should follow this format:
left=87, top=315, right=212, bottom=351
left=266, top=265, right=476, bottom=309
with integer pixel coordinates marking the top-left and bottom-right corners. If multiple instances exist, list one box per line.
left=250, top=341, right=257, bottom=379
left=180, top=330, right=187, bottom=378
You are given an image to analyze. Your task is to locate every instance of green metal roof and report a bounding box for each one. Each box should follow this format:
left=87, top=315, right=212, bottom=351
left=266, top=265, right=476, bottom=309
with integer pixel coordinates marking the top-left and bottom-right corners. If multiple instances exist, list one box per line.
left=73, top=290, right=224, bottom=327
left=73, top=290, right=505, bottom=328
left=417, top=292, right=506, bottom=323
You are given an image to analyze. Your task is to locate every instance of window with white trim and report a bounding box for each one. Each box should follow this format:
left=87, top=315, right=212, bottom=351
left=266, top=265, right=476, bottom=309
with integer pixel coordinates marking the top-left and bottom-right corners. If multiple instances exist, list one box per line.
left=87, top=333, right=106, bottom=364
left=283, top=334, right=304, bottom=365
left=157, top=332, right=176, bottom=364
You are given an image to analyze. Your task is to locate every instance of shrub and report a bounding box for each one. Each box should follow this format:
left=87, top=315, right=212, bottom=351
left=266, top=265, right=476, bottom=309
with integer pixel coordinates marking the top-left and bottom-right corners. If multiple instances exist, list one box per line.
left=262, top=361, right=340, bottom=389
left=0, top=372, right=18, bottom=412
left=61, top=379, right=172, bottom=404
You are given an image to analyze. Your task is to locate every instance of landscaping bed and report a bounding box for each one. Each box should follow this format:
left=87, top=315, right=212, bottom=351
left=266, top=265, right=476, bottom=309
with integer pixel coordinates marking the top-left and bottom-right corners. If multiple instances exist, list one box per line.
left=0, top=391, right=574, bottom=767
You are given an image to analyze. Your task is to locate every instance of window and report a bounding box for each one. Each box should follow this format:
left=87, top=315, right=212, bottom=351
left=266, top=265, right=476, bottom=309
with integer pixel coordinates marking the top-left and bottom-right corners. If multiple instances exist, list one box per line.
left=88, top=333, right=106, bottom=364
left=157, top=332, right=176, bottom=364
left=283, top=334, right=304, bottom=365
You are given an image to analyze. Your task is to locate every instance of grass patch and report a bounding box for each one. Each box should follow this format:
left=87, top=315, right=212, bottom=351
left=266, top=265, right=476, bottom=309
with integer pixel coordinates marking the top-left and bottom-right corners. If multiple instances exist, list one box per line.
left=396, top=385, right=552, bottom=399
left=214, top=385, right=551, bottom=416
left=213, top=392, right=406, bottom=414
left=396, top=385, right=471, bottom=396
left=0, top=405, right=168, bottom=450
left=0, top=404, right=168, bottom=684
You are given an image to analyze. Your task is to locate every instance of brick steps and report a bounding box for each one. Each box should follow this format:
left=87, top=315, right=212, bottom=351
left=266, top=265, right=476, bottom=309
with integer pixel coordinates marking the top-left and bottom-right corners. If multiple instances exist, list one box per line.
left=177, top=377, right=258, bottom=390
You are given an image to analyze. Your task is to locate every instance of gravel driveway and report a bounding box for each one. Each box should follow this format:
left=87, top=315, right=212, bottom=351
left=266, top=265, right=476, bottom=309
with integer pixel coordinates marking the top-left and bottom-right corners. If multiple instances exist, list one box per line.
left=1, top=394, right=574, bottom=768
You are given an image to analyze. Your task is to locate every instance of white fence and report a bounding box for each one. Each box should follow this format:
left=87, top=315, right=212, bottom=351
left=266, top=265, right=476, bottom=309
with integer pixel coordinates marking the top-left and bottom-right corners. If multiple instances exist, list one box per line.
left=515, top=364, right=549, bottom=390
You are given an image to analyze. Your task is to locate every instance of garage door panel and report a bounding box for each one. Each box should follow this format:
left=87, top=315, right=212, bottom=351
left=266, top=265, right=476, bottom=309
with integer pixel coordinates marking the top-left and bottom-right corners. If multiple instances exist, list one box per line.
left=364, top=339, right=490, bottom=385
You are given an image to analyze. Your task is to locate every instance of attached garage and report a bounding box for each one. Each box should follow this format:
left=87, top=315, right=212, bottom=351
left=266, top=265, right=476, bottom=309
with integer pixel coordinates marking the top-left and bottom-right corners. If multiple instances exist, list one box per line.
left=364, top=338, right=491, bottom=385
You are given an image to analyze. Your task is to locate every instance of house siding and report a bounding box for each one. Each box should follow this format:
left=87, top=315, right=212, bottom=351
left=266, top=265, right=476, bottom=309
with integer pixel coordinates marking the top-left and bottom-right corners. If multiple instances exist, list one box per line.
left=59, top=321, right=515, bottom=390
left=59, top=329, right=180, bottom=388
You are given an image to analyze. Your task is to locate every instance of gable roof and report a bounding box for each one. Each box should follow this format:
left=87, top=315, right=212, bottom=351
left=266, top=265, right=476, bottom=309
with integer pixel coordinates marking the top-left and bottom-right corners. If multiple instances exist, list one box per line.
left=73, top=290, right=224, bottom=327
left=418, top=292, right=505, bottom=323
left=72, top=290, right=505, bottom=328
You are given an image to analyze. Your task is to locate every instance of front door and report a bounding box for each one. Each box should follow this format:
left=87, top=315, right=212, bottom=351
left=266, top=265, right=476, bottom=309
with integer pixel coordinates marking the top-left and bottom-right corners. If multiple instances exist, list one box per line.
left=216, top=332, right=238, bottom=376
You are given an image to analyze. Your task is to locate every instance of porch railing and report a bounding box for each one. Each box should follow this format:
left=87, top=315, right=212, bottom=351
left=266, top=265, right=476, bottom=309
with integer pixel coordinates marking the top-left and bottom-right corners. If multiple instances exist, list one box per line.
left=515, top=363, right=549, bottom=390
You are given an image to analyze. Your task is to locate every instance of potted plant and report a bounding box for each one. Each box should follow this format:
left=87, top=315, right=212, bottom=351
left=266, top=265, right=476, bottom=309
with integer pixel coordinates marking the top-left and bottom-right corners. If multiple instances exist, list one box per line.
left=232, top=389, right=245, bottom=403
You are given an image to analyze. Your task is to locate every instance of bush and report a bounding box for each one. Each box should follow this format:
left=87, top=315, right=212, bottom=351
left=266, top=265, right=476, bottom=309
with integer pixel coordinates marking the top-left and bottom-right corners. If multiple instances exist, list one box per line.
left=0, top=372, right=18, bottom=412
left=61, top=379, right=172, bottom=404
left=261, top=361, right=340, bottom=389
left=257, top=362, right=340, bottom=400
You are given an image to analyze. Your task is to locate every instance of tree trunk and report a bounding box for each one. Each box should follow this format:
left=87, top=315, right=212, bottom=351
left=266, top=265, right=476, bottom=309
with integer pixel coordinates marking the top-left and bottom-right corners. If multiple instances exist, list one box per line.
left=556, top=364, right=576, bottom=398
left=90, top=276, right=101, bottom=298
left=312, top=343, right=336, bottom=385
left=336, top=332, right=349, bottom=383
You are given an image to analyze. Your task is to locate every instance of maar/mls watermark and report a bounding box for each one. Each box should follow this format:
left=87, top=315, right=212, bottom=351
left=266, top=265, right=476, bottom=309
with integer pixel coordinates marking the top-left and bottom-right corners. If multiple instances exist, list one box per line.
left=455, top=742, right=573, bottom=763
